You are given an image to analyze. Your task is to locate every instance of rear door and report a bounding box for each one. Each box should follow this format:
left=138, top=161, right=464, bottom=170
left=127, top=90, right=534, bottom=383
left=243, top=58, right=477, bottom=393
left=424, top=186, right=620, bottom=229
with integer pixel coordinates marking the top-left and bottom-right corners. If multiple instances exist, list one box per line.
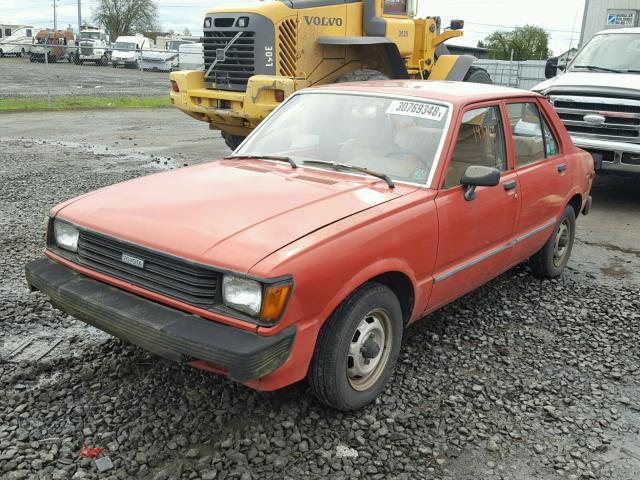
left=504, top=98, right=571, bottom=259
left=428, top=102, right=521, bottom=311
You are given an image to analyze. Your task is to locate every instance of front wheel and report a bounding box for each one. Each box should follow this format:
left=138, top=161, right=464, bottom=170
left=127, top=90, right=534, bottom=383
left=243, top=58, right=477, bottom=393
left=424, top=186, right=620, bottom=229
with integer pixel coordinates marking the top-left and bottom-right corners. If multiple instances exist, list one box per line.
left=309, top=283, right=403, bottom=411
left=463, top=66, right=492, bottom=84
left=336, top=69, right=389, bottom=83
left=529, top=205, right=576, bottom=278
left=221, top=132, right=245, bottom=151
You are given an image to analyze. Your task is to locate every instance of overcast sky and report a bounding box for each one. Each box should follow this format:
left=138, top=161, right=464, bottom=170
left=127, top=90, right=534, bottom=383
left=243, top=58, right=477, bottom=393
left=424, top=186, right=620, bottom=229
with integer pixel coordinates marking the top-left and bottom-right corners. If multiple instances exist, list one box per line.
left=3, top=0, right=585, bottom=55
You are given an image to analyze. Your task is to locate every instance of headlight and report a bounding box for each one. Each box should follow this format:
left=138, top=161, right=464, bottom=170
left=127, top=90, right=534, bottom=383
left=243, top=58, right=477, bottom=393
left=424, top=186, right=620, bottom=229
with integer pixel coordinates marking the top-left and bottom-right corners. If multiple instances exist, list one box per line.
left=222, top=275, right=293, bottom=322
left=53, top=220, right=79, bottom=252
left=222, top=275, right=262, bottom=316
left=204, top=17, right=212, bottom=28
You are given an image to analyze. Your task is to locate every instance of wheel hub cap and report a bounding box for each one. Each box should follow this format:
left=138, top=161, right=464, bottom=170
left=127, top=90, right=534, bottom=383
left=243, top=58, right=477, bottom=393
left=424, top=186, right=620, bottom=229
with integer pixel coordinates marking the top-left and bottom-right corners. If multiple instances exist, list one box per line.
left=553, top=219, right=570, bottom=267
left=347, top=309, right=392, bottom=391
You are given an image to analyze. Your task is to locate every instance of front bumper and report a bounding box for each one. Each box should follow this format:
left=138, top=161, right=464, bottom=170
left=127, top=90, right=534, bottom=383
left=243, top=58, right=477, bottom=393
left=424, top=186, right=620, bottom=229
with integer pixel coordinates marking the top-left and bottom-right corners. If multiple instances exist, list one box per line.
left=573, top=136, right=640, bottom=174
left=169, top=70, right=306, bottom=137
left=25, top=258, right=295, bottom=382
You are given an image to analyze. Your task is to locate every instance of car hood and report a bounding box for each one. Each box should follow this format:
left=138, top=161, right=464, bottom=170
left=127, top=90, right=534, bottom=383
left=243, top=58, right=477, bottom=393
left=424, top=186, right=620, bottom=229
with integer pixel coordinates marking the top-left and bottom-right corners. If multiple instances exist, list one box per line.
left=533, top=71, right=640, bottom=96
left=54, top=160, right=413, bottom=273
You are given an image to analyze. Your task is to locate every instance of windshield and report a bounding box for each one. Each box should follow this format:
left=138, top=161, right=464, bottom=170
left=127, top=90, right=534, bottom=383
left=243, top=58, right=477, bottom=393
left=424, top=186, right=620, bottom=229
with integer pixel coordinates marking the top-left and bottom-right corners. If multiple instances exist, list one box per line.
left=114, top=42, right=136, bottom=50
left=169, top=41, right=189, bottom=50
left=570, top=33, right=640, bottom=73
left=237, top=93, right=450, bottom=185
left=81, top=32, right=101, bottom=40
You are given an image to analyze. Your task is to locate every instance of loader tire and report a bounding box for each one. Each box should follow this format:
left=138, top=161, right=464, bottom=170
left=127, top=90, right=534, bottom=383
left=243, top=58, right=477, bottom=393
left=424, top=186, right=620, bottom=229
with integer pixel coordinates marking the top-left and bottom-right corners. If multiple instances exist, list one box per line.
left=221, top=132, right=245, bottom=151
left=463, top=66, right=492, bottom=84
left=336, top=69, right=389, bottom=83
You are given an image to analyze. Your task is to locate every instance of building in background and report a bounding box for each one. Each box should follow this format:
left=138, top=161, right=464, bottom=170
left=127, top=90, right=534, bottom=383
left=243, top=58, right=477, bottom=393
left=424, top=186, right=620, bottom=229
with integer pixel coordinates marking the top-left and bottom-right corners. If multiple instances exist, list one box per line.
left=580, top=0, right=640, bottom=45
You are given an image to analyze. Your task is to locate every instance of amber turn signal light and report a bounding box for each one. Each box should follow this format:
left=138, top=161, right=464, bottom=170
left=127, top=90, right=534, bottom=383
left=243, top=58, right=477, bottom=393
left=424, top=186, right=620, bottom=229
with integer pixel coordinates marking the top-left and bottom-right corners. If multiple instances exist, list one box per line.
left=260, top=283, right=292, bottom=322
left=170, top=80, right=180, bottom=93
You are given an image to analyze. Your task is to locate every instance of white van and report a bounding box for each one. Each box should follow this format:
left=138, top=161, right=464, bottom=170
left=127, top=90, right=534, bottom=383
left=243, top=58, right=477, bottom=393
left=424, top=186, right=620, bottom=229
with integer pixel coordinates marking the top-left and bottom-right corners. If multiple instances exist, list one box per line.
left=111, top=34, right=153, bottom=68
left=0, top=25, right=40, bottom=57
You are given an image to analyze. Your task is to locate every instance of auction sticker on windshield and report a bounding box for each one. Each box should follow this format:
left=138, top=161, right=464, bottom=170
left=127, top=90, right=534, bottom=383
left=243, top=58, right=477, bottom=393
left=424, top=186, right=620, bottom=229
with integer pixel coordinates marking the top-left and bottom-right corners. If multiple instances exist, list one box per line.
left=386, top=100, right=447, bottom=121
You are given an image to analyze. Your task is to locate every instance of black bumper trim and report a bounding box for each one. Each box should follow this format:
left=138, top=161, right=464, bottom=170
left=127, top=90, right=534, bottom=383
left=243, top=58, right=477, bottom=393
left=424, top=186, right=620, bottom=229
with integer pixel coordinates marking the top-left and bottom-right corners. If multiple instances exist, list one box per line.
left=25, top=258, right=295, bottom=382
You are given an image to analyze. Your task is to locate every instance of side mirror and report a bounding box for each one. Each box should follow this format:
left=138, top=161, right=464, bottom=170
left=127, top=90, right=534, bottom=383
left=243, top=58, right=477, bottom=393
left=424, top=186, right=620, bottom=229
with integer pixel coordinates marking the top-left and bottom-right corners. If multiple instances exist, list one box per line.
left=461, top=165, right=500, bottom=201
left=545, top=57, right=559, bottom=79
left=450, top=19, right=464, bottom=31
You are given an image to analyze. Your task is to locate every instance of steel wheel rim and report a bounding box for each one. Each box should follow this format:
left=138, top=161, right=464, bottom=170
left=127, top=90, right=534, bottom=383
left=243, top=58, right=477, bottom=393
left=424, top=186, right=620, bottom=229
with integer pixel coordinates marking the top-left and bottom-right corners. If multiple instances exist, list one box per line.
left=347, top=308, right=393, bottom=391
left=553, top=219, right=571, bottom=267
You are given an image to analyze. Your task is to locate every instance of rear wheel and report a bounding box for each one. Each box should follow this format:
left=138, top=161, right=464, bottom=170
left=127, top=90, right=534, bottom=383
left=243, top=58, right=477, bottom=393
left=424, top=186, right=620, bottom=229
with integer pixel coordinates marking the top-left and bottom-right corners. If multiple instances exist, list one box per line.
left=529, top=205, right=576, bottom=279
left=309, top=282, right=403, bottom=411
left=221, top=132, right=245, bottom=151
left=18, top=48, right=25, bottom=58
left=336, top=69, right=389, bottom=83
left=463, top=66, right=492, bottom=84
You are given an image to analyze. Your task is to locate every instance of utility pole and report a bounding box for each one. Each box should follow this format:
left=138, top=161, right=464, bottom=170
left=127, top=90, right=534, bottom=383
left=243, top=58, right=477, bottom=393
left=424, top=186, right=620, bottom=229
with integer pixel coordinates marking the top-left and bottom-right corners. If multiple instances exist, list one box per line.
left=78, top=0, right=82, bottom=35
left=53, top=0, right=58, bottom=30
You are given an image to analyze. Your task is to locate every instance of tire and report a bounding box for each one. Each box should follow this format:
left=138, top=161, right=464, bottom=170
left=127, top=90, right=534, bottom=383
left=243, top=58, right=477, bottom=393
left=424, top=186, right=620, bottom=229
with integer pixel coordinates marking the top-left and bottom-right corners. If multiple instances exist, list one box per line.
left=99, top=55, right=107, bottom=66
left=529, top=205, right=576, bottom=279
left=0, top=49, right=3, bottom=58
left=336, top=69, right=390, bottom=83
left=463, top=66, right=492, bottom=84
left=221, top=132, right=245, bottom=151
left=112, top=62, right=117, bottom=68
left=308, top=282, right=403, bottom=411
left=18, top=48, right=25, bottom=58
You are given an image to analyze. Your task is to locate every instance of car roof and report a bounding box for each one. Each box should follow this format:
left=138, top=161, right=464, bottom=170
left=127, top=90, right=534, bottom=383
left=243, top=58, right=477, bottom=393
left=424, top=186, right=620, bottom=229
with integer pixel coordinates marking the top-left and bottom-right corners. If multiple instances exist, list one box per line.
left=310, top=80, right=539, bottom=107
left=595, top=27, right=640, bottom=35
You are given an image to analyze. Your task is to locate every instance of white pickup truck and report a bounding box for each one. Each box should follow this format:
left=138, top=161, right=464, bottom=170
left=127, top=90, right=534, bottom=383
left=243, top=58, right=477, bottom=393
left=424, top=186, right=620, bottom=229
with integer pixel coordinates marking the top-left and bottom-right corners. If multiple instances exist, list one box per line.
left=533, top=28, right=640, bottom=174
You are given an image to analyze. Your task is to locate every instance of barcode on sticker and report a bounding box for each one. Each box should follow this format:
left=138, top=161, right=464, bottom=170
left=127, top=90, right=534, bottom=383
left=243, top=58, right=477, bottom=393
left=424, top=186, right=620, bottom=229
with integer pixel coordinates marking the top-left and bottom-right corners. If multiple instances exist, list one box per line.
left=386, top=100, right=447, bottom=121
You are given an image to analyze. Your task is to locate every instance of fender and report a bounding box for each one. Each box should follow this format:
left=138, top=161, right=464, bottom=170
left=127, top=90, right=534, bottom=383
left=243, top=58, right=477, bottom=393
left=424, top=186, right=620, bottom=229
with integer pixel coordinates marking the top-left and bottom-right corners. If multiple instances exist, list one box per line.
left=429, top=54, right=476, bottom=81
left=317, top=257, right=420, bottom=326
left=318, top=36, right=409, bottom=78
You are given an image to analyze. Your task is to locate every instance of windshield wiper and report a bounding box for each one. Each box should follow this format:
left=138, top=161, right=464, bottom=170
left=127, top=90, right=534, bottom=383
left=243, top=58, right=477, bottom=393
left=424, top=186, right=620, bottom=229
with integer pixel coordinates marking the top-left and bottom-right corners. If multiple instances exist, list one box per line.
left=225, top=154, right=297, bottom=169
left=572, top=65, right=624, bottom=73
left=302, top=160, right=395, bottom=189
left=625, top=69, right=640, bottom=74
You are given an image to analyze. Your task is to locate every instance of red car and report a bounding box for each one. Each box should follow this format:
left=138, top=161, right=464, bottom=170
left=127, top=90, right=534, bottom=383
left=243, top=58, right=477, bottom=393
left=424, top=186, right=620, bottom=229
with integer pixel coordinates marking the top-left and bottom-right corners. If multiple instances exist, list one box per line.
left=26, top=81, right=594, bottom=410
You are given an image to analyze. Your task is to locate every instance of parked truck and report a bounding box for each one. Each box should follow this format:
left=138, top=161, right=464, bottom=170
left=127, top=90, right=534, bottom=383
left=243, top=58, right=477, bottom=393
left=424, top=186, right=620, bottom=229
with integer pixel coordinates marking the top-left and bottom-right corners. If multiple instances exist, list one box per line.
left=31, top=30, right=76, bottom=63
left=169, top=0, right=491, bottom=150
left=534, top=27, right=640, bottom=175
left=77, top=27, right=111, bottom=65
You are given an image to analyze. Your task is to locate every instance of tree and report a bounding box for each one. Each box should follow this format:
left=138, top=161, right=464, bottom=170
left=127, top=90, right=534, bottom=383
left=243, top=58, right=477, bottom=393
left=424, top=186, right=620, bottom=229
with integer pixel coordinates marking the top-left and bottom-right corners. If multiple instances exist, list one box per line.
left=92, top=0, right=160, bottom=41
left=483, top=25, right=551, bottom=61
left=183, top=28, right=192, bottom=36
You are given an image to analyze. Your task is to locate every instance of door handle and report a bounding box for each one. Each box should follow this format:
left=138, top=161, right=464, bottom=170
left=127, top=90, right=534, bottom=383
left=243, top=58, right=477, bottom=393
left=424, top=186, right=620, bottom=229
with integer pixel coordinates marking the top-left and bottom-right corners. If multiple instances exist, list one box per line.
left=557, top=163, right=567, bottom=173
left=503, top=179, right=517, bottom=191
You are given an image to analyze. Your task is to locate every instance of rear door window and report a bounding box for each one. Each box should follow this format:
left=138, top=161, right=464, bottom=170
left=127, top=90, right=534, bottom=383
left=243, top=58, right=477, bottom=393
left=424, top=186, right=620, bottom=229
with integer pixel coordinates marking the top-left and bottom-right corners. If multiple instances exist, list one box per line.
left=506, top=102, right=547, bottom=167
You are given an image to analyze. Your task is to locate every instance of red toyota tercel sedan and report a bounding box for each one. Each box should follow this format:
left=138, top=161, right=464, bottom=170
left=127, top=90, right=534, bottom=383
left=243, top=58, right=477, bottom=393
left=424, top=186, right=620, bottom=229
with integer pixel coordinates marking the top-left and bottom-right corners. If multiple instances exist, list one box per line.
left=26, top=81, right=595, bottom=410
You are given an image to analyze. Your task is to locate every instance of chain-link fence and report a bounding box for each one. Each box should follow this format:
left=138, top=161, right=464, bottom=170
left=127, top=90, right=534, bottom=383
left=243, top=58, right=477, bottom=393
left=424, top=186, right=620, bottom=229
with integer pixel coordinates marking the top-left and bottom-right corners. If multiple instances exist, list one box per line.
left=0, top=41, right=204, bottom=107
left=475, top=59, right=547, bottom=90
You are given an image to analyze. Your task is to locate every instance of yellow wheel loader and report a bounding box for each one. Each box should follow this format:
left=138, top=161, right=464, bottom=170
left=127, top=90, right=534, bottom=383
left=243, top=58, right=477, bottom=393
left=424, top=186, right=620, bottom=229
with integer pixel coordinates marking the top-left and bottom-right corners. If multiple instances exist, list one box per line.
left=169, top=0, right=491, bottom=150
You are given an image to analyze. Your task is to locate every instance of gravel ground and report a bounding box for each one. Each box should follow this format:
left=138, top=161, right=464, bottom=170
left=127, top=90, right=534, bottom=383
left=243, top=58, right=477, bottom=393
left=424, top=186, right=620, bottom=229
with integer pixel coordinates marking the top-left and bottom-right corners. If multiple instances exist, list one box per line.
left=0, top=56, right=169, bottom=99
left=1, top=110, right=639, bottom=480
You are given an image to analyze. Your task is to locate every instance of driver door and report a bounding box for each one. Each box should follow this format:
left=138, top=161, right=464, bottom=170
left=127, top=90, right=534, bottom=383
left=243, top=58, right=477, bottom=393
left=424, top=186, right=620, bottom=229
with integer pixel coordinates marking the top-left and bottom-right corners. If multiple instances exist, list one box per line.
left=428, top=103, right=521, bottom=311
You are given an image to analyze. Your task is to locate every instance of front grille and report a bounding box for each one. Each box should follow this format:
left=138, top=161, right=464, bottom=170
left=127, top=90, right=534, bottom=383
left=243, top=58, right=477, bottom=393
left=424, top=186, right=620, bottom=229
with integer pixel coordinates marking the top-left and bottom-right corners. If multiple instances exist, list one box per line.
left=550, top=94, right=640, bottom=143
left=278, top=18, right=297, bottom=77
left=77, top=230, right=221, bottom=308
left=622, top=152, right=640, bottom=165
left=81, top=46, right=93, bottom=56
left=203, top=30, right=256, bottom=91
